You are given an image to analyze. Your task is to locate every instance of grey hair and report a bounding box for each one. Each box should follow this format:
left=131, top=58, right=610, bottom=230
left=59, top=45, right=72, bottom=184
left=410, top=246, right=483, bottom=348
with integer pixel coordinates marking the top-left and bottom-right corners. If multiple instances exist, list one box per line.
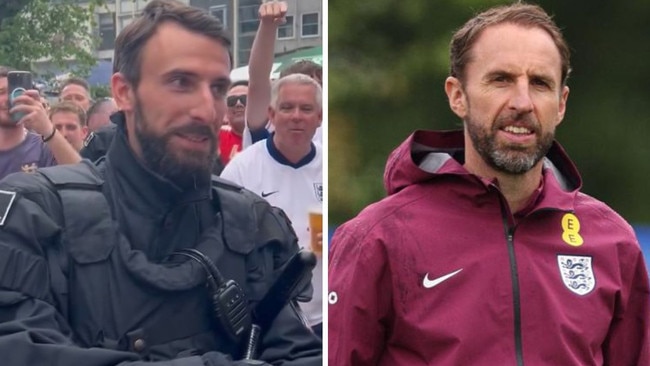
left=270, top=73, right=322, bottom=110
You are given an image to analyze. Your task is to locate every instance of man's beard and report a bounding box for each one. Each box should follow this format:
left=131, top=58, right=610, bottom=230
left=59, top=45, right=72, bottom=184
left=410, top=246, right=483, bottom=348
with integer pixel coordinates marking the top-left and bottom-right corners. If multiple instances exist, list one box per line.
left=133, top=96, right=217, bottom=190
left=466, top=111, right=555, bottom=175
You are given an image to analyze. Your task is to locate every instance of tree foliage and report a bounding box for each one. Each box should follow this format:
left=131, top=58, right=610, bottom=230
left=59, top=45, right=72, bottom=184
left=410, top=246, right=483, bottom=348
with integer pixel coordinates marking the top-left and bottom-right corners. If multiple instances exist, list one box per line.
left=90, top=84, right=110, bottom=99
left=329, top=0, right=650, bottom=225
left=0, top=0, right=105, bottom=75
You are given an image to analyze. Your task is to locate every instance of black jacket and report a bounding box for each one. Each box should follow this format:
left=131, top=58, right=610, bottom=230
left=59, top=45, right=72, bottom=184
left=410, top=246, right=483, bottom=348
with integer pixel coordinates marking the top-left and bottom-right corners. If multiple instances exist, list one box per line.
left=80, top=120, right=117, bottom=162
left=0, top=118, right=321, bottom=365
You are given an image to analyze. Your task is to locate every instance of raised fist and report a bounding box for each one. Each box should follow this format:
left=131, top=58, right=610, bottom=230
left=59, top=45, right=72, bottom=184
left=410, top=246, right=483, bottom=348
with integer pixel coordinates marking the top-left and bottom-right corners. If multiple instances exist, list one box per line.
left=259, top=0, right=288, bottom=25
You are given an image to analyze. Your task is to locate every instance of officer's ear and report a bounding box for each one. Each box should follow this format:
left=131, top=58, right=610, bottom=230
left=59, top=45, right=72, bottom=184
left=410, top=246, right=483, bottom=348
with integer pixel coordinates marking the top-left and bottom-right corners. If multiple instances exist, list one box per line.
left=111, top=72, right=135, bottom=113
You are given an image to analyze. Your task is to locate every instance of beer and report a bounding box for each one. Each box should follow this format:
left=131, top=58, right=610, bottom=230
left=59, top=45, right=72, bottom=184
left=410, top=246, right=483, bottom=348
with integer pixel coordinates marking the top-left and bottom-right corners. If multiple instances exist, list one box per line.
left=308, top=207, right=323, bottom=255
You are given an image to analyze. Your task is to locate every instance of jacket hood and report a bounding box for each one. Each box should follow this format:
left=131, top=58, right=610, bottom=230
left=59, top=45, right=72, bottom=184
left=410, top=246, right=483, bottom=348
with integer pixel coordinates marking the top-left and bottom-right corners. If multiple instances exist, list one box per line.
left=384, top=129, right=582, bottom=197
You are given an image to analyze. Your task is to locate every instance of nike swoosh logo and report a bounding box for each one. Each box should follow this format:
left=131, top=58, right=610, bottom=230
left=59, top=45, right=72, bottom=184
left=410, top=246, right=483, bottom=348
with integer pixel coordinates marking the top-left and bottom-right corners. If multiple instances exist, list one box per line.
left=261, top=191, right=278, bottom=198
left=423, top=268, right=463, bottom=289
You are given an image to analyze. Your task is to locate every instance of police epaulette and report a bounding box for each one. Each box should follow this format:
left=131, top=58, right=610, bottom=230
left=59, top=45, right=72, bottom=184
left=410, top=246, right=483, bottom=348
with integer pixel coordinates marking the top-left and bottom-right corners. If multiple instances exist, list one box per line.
left=38, top=161, right=104, bottom=190
left=211, top=176, right=244, bottom=192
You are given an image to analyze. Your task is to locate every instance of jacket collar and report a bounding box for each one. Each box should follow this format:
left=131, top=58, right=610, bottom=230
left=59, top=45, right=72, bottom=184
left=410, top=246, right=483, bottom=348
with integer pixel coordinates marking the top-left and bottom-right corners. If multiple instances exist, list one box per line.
left=105, top=111, right=211, bottom=213
left=383, top=129, right=583, bottom=212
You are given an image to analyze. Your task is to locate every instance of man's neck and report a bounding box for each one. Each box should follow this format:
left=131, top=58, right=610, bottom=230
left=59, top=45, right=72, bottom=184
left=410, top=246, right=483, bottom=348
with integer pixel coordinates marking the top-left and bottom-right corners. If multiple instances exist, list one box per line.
left=464, top=154, right=544, bottom=213
left=493, top=168, right=543, bottom=213
left=0, top=125, right=26, bottom=151
left=272, top=134, right=311, bottom=164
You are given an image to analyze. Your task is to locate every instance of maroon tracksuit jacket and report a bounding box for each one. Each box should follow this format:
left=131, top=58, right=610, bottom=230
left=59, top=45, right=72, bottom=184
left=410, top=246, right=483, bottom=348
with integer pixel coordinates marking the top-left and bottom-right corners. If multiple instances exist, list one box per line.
left=329, top=130, right=650, bottom=366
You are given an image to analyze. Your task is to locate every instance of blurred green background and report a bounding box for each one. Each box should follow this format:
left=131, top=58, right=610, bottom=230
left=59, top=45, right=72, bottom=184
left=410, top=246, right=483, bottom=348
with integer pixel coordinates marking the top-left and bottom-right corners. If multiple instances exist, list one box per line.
left=329, top=0, right=650, bottom=227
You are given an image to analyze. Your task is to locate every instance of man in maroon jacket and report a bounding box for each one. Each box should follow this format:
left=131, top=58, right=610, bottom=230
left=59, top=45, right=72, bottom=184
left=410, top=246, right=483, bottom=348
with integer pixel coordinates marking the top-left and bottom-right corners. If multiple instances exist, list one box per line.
left=328, top=3, right=650, bottom=366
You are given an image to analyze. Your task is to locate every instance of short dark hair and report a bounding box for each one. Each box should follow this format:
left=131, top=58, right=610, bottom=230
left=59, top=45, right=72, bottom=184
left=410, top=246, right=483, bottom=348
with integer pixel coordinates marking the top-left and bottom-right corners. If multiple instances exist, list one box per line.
left=60, top=76, right=90, bottom=93
left=450, top=3, right=571, bottom=86
left=49, top=101, right=87, bottom=127
left=113, top=0, right=232, bottom=88
left=279, top=60, right=322, bottom=83
left=87, top=97, right=114, bottom=119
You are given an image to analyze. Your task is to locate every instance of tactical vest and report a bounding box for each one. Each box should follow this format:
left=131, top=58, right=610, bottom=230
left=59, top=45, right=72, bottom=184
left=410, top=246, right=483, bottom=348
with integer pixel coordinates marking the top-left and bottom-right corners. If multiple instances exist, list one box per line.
left=35, top=161, right=288, bottom=359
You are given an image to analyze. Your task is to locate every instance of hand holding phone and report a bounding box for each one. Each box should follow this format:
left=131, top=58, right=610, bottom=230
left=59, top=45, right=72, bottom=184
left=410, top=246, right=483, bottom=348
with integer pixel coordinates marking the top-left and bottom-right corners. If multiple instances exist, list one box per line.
left=7, top=71, right=33, bottom=123
left=9, top=89, right=54, bottom=137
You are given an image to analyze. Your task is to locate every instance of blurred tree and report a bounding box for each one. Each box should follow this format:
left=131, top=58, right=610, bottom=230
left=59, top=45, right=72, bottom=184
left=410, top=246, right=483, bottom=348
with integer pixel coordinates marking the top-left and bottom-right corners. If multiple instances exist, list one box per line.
left=90, top=84, right=111, bottom=99
left=329, top=0, right=650, bottom=225
left=0, top=0, right=105, bottom=75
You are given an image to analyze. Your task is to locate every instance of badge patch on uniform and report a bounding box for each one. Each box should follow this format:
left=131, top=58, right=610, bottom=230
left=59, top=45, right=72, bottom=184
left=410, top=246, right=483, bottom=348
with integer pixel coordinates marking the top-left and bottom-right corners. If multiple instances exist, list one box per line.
left=0, top=190, right=17, bottom=226
left=83, top=132, right=95, bottom=148
left=557, top=255, right=595, bottom=295
left=313, top=183, right=323, bottom=202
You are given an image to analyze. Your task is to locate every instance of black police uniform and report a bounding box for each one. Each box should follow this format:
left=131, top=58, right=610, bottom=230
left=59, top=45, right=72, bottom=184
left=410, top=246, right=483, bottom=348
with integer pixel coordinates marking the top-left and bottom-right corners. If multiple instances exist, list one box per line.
left=0, top=113, right=321, bottom=365
left=80, top=121, right=117, bottom=162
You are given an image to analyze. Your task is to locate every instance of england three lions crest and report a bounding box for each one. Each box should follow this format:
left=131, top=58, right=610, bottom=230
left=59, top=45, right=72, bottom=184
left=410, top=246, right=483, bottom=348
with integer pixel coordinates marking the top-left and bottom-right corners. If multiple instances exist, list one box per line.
left=313, top=183, right=323, bottom=202
left=557, top=255, right=595, bottom=295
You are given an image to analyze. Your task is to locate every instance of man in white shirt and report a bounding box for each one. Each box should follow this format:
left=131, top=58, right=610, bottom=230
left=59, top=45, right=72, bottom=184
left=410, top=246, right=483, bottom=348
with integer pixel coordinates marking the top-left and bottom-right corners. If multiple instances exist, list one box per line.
left=221, top=73, right=323, bottom=337
left=242, top=1, right=322, bottom=149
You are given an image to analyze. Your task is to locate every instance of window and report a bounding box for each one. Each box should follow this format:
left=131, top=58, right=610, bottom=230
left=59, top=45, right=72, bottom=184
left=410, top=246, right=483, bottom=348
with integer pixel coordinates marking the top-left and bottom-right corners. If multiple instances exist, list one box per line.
left=98, top=13, right=116, bottom=51
left=236, top=1, right=260, bottom=66
left=239, top=4, right=259, bottom=34
left=238, top=50, right=251, bottom=68
left=277, top=15, right=294, bottom=39
left=119, top=15, right=134, bottom=32
left=301, top=12, right=319, bottom=38
left=209, top=5, right=227, bottom=28
left=237, top=33, right=255, bottom=66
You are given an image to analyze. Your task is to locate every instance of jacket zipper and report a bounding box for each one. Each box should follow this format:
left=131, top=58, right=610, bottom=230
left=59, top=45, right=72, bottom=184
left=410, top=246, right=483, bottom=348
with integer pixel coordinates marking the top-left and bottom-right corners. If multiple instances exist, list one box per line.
left=502, top=207, right=570, bottom=365
left=504, top=226, right=524, bottom=366
left=500, top=210, right=524, bottom=366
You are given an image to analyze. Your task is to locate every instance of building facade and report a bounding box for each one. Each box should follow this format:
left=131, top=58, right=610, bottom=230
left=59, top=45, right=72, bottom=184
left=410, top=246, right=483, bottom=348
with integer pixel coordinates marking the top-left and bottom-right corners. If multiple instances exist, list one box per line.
left=96, top=0, right=321, bottom=67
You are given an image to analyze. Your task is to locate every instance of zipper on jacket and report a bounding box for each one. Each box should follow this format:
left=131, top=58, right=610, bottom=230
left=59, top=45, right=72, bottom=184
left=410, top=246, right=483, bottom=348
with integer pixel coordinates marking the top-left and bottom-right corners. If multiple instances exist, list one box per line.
left=501, top=213, right=524, bottom=366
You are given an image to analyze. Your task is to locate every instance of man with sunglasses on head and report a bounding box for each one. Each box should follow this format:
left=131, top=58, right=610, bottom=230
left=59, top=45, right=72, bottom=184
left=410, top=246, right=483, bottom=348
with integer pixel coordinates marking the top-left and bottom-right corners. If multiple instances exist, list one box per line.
left=220, top=81, right=248, bottom=165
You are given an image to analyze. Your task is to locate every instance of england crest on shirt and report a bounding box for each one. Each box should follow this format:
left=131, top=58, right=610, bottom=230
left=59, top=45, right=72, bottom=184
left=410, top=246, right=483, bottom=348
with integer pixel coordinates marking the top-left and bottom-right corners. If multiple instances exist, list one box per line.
left=313, top=183, right=323, bottom=202
left=557, top=255, right=595, bottom=295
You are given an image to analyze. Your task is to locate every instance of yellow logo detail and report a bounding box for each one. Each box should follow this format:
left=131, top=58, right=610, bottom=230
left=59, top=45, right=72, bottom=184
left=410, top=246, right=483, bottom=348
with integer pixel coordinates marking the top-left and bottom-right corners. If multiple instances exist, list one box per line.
left=561, top=213, right=583, bottom=247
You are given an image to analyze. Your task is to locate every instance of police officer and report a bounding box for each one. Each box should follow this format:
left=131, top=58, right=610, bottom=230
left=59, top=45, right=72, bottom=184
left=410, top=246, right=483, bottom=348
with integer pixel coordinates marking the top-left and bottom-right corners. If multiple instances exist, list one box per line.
left=80, top=115, right=117, bottom=162
left=0, top=0, right=321, bottom=365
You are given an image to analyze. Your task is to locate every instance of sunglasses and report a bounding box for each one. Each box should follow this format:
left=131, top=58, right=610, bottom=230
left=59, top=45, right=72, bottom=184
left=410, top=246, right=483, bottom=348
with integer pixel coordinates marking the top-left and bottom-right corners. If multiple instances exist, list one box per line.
left=226, top=95, right=247, bottom=107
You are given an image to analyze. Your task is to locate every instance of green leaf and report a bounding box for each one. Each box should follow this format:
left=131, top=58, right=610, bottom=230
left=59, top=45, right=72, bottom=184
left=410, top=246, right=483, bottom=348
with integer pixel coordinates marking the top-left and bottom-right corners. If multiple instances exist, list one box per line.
left=0, top=0, right=105, bottom=77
